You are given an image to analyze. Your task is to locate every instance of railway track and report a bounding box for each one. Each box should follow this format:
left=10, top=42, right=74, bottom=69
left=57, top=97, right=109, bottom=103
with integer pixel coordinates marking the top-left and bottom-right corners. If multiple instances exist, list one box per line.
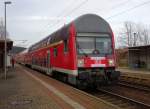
left=118, top=81, right=150, bottom=92
left=120, top=75, right=150, bottom=87
left=87, top=81, right=150, bottom=109
left=94, top=88, right=150, bottom=109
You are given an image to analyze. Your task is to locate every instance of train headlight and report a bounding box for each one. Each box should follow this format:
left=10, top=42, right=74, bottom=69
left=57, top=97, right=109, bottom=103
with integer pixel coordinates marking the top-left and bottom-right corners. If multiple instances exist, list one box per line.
left=78, top=59, right=84, bottom=67
left=109, top=59, right=114, bottom=66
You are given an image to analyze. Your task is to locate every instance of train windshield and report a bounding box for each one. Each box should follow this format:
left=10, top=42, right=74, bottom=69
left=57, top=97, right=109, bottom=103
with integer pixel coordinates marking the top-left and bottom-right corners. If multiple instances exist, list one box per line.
left=76, top=33, right=112, bottom=55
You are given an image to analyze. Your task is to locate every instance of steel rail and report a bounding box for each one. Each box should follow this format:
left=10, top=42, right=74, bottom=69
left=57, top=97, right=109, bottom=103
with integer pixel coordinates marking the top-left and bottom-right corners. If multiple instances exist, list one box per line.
left=118, top=82, right=150, bottom=92
left=98, top=88, right=150, bottom=108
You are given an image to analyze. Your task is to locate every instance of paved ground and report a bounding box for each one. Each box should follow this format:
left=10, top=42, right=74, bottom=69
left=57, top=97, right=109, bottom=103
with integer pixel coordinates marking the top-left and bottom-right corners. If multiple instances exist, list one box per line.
left=0, top=65, right=119, bottom=109
left=0, top=66, right=62, bottom=109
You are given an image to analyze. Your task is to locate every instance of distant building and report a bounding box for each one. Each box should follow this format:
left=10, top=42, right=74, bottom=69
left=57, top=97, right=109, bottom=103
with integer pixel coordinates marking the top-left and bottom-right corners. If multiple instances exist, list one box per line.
left=129, top=45, right=150, bottom=70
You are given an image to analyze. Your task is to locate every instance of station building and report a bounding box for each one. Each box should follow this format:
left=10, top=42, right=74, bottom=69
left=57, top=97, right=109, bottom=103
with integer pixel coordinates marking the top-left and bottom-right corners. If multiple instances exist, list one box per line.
left=0, top=38, right=13, bottom=70
left=128, top=45, right=150, bottom=70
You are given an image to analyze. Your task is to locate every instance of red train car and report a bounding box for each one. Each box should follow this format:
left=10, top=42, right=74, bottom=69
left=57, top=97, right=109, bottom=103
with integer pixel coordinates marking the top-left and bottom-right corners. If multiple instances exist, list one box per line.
left=17, top=14, right=120, bottom=88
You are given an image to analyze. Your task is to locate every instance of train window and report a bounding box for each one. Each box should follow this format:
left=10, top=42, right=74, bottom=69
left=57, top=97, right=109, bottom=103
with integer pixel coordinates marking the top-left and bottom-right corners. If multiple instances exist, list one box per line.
left=76, top=33, right=112, bottom=55
left=96, top=37, right=112, bottom=54
left=54, top=48, right=57, bottom=57
left=64, top=40, right=68, bottom=53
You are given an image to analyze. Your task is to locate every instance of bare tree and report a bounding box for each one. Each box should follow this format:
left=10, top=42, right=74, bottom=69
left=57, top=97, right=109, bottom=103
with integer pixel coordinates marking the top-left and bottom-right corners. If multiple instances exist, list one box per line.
left=118, top=21, right=150, bottom=48
left=0, top=18, right=4, bottom=39
left=0, top=18, right=9, bottom=39
left=117, top=21, right=134, bottom=47
left=142, top=28, right=149, bottom=45
left=125, top=21, right=134, bottom=47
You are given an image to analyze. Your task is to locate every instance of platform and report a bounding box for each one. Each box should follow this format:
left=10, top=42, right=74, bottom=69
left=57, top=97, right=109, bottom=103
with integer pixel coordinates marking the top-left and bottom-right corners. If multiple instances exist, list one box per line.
left=0, top=65, right=118, bottom=109
left=0, top=66, right=62, bottom=109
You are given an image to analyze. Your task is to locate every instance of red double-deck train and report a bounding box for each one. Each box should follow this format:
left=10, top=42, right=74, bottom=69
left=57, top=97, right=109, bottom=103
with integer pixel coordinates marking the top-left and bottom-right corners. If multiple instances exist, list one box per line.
left=16, top=14, right=120, bottom=88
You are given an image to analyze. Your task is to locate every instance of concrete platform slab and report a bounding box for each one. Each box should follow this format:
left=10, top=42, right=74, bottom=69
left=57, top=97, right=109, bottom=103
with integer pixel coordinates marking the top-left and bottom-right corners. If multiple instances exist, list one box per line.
left=0, top=67, right=64, bottom=109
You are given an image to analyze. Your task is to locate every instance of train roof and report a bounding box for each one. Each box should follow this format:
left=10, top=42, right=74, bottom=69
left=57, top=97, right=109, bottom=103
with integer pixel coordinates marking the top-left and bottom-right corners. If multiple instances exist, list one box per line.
left=73, top=14, right=111, bottom=33
left=29, top=14, right=111, bottom=52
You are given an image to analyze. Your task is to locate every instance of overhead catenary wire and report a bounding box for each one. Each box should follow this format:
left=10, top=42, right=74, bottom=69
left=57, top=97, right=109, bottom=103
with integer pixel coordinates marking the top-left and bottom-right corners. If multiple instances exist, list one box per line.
left=49, top=0, right=131, bottom=29
left=49, top=0, right=88, bottom=28
left=63, top=0, right=88, bottom=17
left=106, top=0, right=150, bottom=20
left=95, top=0, right=130, bottom=14
left=51, top=0, right=150, bottom=28
left=35, top=0, right=77, bottom=38
left=55, top=0, right=77, bottom=17
left=48, top=0, right=79, bottom=27
left=109, top=0, right=130, bottom=10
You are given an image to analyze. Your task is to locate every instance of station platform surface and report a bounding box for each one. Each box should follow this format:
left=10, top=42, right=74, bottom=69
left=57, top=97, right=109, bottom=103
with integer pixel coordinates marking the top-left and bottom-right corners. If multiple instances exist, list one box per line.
left=0, top=66, right=62, bottom=109
left=0, top=65, right=117, bottom=109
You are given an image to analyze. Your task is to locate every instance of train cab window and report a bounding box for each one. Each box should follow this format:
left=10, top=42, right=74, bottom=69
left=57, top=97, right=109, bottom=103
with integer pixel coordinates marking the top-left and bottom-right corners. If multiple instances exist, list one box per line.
left=64, top=40, right=68, bottom=53
left=54, top=48, right=57, bottom=57
left=76, top=33, right=112, bottom=55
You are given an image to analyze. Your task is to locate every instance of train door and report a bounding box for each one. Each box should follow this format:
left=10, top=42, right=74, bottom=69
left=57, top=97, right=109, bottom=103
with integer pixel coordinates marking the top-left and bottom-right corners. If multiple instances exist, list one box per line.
left=47, top=50, right=52, bottom=75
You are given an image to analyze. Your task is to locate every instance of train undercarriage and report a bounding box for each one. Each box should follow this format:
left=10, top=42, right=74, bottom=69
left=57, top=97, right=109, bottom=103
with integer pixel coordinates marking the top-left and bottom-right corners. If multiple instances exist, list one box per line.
left=52, top=67, right=120, bottom=89
left=23, top=63, right=120, bottom=89
left=76, top=68, right=120, bottom=89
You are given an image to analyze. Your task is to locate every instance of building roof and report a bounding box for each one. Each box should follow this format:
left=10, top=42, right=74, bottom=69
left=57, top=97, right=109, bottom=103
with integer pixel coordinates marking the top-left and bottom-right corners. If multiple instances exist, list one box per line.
left=0, top=38, right=13, bottom=51
left=129, top=45, right=150, bottom=50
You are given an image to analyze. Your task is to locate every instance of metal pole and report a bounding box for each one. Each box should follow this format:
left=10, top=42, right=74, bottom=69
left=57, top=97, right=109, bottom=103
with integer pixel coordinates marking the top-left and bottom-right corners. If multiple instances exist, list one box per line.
left=4, top=1, right=11, bottom=80
left=4, top=3, right=7, bottom=79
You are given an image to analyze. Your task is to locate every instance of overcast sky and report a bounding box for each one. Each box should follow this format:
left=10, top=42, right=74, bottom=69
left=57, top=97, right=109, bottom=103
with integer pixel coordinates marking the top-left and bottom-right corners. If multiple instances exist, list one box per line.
left=0, top=0, right=150, bottom=47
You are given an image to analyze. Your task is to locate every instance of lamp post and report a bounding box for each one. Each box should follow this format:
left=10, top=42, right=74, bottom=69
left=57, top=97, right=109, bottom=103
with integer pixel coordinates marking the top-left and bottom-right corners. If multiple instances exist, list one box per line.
left=4, top=1, right=11, bottom=79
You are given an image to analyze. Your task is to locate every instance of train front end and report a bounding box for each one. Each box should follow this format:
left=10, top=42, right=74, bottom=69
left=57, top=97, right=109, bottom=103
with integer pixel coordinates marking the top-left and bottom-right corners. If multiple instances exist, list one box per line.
left=73, top=14, right=120, bottom=87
